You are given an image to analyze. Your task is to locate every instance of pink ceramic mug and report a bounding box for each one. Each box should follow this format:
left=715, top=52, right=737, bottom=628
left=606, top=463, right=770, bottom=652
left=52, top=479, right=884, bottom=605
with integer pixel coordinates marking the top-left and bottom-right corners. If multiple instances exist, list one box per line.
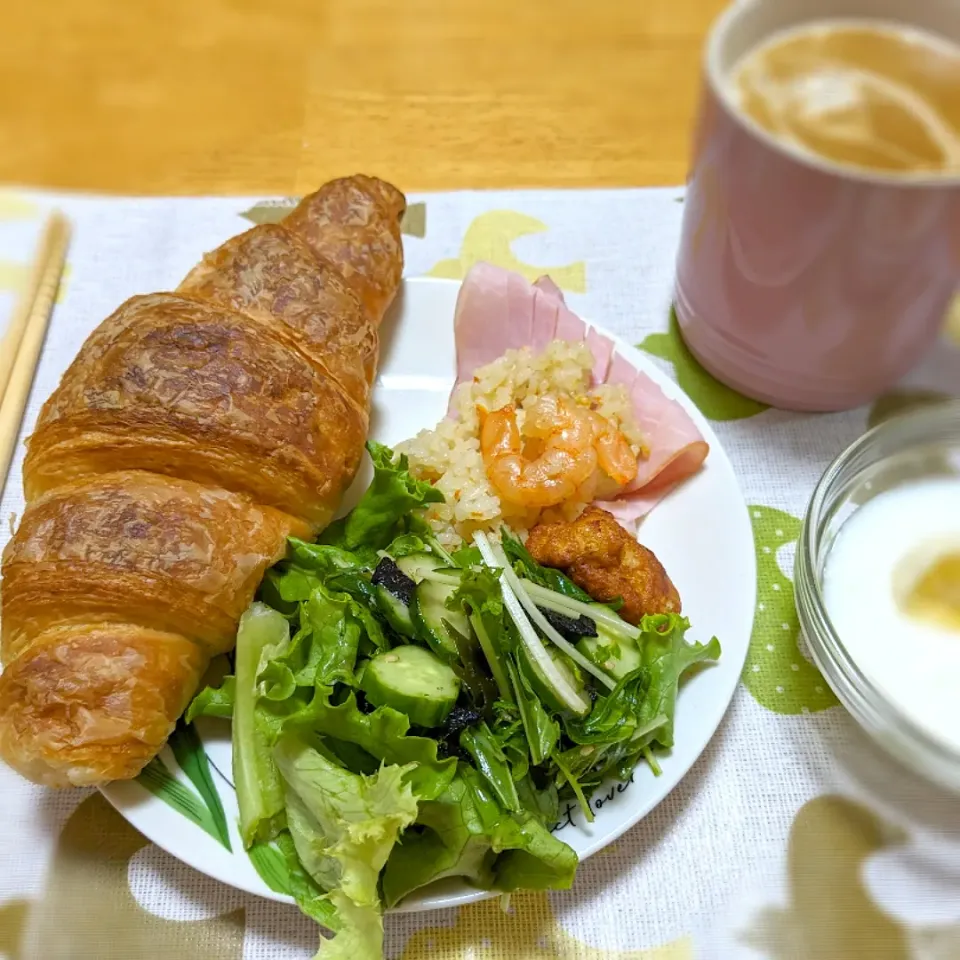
left=674, top=0, right=960, bottom=412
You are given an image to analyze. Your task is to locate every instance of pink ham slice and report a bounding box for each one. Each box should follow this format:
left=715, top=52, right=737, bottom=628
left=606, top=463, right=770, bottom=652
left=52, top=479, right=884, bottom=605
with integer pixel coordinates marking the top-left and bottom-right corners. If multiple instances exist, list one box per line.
left=449, top=262, right=709, bottom=528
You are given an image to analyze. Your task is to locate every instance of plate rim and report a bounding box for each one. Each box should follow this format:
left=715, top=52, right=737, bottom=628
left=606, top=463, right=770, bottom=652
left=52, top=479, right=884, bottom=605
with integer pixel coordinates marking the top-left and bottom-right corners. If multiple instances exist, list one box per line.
left=101, top=274, right=757, bottom=915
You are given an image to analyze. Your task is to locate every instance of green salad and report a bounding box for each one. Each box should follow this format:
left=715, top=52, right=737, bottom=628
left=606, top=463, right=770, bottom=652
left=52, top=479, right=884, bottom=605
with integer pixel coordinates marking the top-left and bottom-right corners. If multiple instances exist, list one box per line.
left=187, top=442, right=721, bottom=959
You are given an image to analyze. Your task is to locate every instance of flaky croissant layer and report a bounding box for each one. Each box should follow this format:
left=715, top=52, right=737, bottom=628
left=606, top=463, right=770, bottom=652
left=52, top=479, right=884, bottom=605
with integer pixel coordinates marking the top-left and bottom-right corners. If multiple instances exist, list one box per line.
left=0, top=175, right=406, bottom=787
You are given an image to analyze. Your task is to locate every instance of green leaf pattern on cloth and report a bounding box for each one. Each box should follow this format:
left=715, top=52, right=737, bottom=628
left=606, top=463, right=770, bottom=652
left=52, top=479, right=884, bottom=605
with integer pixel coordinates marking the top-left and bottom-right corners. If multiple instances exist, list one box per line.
left=638, top=310, right=768, bottom=422
left=741, top=506, right=838, bottom=715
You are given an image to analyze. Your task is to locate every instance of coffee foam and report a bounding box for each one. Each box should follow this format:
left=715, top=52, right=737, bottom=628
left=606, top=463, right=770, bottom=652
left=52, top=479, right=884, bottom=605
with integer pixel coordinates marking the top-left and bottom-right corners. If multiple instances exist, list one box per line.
left=729, top=21, right=960, bottom=175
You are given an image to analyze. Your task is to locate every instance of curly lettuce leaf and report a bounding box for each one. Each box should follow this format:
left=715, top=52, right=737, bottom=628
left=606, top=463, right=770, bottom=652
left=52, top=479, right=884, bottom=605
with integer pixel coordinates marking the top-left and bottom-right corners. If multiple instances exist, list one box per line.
left=275, top=736, right=418, bottom=900
left=275, top=832, right=384, bottom=959
left=285, top=690, right=457, bottom=802
left=451, top=567, right=503, bottom=621
left=232, top=603, right=292, bottom=847
left=383, top=533, right=429, bottom=558
left=382, top=765, right=576, bottom=908
left=565, top=614, right=720, bottom=751
left=312, top=892, right=385, bottom=960
left=274, top=831, right=339, bottom=927
left=255, top=585, right=366, bottom=705
left=275, top=737, right=418, bottom=960
left=266, top=566, right=328, bottom=605
left=283, top=541, right=380, bottom=610
left=298, top=586, right=362, bottom=687
left=266, top=547, right=389, bottom=657
left=266, top=566, right=388, bottom=659
left=322, top=442, right=443, bottom=554
left=516, top=774, right=559, bottom=825
left=492, top=810, right=578, bottom=893
left=287, top=540, right=368, bottom=577
left=381, top=770, right=495, bottom=907
left=259, top=566, right=315, bottom=616
left=186, top=675, right=235, bottom=722
left=633, top=613, right=721, bottom=750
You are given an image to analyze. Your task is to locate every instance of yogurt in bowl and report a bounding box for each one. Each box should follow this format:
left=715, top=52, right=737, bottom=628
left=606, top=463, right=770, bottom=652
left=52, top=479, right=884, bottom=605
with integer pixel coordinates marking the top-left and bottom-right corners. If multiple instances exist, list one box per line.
left=823, top=477, right=960, bottom=755
left=796, top=402, right=960, bottom=789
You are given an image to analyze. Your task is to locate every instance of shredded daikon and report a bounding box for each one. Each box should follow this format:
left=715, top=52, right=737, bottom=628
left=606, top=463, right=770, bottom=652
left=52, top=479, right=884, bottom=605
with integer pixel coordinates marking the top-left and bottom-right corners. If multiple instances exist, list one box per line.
left=474, top=532, right=592, bottom=714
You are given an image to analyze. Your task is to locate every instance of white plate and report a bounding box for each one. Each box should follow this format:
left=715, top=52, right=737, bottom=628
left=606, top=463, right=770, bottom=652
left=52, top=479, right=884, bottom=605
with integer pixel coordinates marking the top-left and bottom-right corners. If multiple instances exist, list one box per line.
left=101, top=276, right=756, bottom=914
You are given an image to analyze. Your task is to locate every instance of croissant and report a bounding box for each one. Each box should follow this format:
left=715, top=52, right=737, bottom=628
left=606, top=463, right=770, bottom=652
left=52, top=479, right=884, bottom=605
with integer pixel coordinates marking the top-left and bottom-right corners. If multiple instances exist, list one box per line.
left=0, top=175, right=406, bottom=787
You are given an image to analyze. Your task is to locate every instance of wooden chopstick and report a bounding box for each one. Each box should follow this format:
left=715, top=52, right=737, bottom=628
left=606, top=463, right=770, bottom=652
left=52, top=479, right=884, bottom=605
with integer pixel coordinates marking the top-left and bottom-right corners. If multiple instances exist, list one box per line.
left=0, top=212, right=71, bottom=497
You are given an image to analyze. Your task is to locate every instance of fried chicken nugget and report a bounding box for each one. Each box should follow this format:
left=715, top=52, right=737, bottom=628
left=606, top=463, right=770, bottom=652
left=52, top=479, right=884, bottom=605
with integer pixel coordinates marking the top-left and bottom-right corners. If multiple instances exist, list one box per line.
left=525, top=506, right=680, bottom=624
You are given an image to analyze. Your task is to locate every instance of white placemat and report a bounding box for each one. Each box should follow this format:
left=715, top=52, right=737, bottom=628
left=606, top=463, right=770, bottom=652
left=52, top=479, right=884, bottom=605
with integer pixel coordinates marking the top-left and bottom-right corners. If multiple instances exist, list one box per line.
left=0, top=186, right=958, bottom=960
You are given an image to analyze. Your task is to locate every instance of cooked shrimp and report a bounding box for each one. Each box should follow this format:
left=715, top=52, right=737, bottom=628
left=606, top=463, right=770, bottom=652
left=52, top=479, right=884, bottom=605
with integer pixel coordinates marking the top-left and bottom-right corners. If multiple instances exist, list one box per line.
left=587, top=411, right=638, bottom=486
left=480, top=398, right=597, bottom=507
left=480, top=397, right=639, bottom=508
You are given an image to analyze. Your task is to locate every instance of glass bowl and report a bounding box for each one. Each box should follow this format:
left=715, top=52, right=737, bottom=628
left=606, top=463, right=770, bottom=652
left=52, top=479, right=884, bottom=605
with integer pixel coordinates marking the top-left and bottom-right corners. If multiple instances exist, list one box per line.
left=795, top=400, right=960, bottom=791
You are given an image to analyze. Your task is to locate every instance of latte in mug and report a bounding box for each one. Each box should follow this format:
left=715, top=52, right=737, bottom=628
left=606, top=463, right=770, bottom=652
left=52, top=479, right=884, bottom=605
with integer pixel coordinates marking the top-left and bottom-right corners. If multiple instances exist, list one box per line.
left=729, top=21, right=960, bottom=175
left=674, top=0, right=960, bottom=411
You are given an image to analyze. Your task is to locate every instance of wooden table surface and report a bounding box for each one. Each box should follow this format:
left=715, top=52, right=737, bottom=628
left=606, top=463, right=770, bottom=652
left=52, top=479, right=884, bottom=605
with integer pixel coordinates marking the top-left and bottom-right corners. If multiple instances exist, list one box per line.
left=0, top=0, right=727, bottom=195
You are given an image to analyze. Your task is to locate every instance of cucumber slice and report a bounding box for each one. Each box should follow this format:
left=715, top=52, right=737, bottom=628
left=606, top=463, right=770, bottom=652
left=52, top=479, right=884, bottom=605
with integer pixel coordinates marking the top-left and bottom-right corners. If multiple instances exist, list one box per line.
left=578, top=627, right=642, bottom=680
left=412, top=579, right=471, bottom=662
left=360, top=646, right=461, bottom=727
left=396, top=552, right=445, bottom=583
left=372, top=557, right=417, bottom=637
left=375, top=586, right=416, bottom=638
left=517, top=644, right=590, bottom=717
